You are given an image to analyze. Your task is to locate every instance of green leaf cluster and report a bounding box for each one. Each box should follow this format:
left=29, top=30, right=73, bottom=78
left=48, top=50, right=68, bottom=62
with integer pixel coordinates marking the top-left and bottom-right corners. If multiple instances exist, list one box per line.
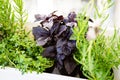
left=0, top=0, right=53, bottom=73
left=73, top=1, right=120, bottom=80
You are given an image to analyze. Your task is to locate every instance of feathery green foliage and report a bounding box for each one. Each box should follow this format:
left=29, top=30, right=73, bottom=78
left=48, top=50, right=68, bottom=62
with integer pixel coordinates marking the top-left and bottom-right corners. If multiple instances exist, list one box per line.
left=0, top=0, right=53, bottom=73
left=73, top=0, right=120, bottom=80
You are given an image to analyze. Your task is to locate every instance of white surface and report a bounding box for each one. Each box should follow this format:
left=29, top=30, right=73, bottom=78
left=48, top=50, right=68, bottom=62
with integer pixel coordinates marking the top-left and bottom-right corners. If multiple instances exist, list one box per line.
left=114, top=0, right=120, bottom=28
left=23, top=0, right=89, bottom=22
left=113, top=65, right=120, bottom=80
left=0, top=67, right=86, bottom=80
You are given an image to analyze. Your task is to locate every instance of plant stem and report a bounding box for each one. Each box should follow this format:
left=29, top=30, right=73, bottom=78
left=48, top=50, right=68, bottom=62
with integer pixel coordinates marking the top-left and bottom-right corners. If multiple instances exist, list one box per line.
left=5, top=49, right=16, bottom=67
left=87, top=40, right=94, bottom=77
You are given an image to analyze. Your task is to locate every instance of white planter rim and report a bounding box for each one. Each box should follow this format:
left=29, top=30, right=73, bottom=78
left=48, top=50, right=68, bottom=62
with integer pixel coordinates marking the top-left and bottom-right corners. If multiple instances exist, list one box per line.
left=0, top=67, right=87, bottom=80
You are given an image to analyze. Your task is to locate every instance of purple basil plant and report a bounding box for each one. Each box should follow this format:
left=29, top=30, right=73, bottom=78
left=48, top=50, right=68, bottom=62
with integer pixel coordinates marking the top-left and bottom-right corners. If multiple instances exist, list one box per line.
left=32, top=11, right=93, bottom=77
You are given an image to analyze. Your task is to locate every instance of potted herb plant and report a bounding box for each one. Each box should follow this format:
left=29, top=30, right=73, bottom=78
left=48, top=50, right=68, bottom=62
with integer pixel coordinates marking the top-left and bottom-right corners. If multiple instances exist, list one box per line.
left=72, top=1, right=120, bottom=80
left=0, top=0, right=86, bottom=80
left=0, top=0, right=120, bottom=80
left=31, top=0, right=120, bottom=80
left=0, top=0, right=53, bottom=74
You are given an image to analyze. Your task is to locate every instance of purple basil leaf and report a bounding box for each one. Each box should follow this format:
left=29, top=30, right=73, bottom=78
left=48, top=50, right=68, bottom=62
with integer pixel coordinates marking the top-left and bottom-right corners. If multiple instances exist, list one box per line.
left=32, top=26, right=49, bottom=40
left=42, top=46, right=56, bottom=58
left=56, top=54, right=65, bottom=69
left=36, top=37, right=50, bottom=46
left=57, top=54, right=65, bottom=64
left=62, top=46, right=71, bottom=56
left=63, top=27, right=73, bottom=39
left=64, top=57, right=77, bottom=74
left=34, top=14, right=47, bottom=22
left=56, top=61, right=63, bottom=70
left=53, top=15, right=64, bottom=23
left=55, top=25, right=67, bottom=38
left=42, top=20, right=53, bottom=30
left=50, top=22, right=60, bottom=36
left=40, top=15, right=58, bottom=29
left=68, top=12, right=76, bottom=22
left=56, top=39, right=66, bottom=49
left=56, top=39, right=71, bottom=56
left=67, top=40, right=76, bottom=52
left=66, top=22, right=77, bottom=28
left=63, top=18, right=69, bottom=23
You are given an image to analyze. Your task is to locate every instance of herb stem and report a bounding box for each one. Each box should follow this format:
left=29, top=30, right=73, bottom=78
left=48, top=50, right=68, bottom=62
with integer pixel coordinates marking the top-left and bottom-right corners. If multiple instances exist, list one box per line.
left=5, top=49, right=16, bottom=67
left=87, top=40, right=93, bottom=76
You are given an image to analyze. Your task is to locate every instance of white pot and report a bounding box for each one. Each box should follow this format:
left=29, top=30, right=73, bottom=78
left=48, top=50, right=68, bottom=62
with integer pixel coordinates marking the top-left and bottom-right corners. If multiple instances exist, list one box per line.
left=0, top=67, right=86, bottom=80
left=113, top=65, right=120, bottom=80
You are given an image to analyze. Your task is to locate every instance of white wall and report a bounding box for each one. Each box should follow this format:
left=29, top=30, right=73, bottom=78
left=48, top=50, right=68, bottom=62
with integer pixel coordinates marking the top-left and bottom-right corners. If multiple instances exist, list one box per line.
left=114, top=0, right=120, bottom=28
left=23, top=0, right=89, bottom=22
left=23, top=0, right=54, bottom=22
left=97, top=0, right=115, bottom=28
left=23, top=0, right=119, bottom=29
